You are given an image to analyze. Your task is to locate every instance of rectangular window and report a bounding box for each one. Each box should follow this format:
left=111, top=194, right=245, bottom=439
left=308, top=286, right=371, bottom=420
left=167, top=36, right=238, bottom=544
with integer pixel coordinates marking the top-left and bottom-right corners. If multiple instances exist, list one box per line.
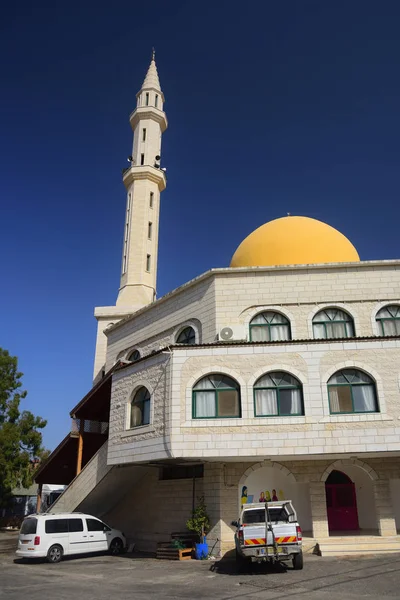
left=146, top=254, right=151, bottom=272
left=142, top=128, right=146, bottom=142
left=68, top=519, right=83, bottom=533
left=140, top=153, right=145, bottom=165
left=45, top=519, right=69, bottom=534
left=149, top=192, right=154, bottom=208
left=193, top=390, right=241, bottom=418
left=145, top=92, right=149, bottom=106
left=160, top=464, right=204, bottom=480
left=86, top=518, right=106, bottom=532
left=20, top=518, right=37, bottom=535
left=155, top=94, right=159, bottom=108
left=122, top=193, right=131, bottom=275
left=148, top=222, right=152, bottom=239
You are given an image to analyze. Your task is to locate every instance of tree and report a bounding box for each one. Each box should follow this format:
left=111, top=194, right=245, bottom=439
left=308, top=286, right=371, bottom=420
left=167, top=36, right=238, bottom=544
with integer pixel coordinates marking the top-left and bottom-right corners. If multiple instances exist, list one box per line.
left=0, top=347, right=47, bottom=508
left=186, top=496, right=210, bottom=543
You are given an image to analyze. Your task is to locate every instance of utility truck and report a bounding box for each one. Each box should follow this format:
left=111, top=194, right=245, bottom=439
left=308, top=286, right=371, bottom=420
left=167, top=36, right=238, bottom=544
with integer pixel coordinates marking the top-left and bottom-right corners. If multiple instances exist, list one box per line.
left=232, top=501, right=303, bottom=569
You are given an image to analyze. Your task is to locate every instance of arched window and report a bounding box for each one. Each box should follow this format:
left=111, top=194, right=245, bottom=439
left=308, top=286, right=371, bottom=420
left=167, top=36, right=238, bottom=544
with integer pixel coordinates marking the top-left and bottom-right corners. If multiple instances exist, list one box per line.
left=313, top=308, right=355, bottom=339
left=376, top=305, right=400, bottom=336
left=327, top=369, right=378, bottom=414
left=128, top=349, right=140, bottom=362
left=192, top=374, right=241, bottom=419
left=130, top=387, right=150, bottom=428
left=249, top=311, right=291, bottom=342
left=176, top=326, right=196, bottom=345
left=254, top=372, right=304, bottom=417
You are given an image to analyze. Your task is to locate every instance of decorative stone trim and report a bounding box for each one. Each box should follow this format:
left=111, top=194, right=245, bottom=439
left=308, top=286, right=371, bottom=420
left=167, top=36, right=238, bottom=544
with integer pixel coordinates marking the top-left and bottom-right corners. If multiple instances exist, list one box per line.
left=320, top=360, right=387, bottom=417
left=185, top=366, right=247, bottom=421
left=306, top=303, right=361, bottom=339
left=321, top=458, right=378, bottom=482
left=241, top=305, right=297, bottom=340
left=174, top=319, right=202, bottom=345
left=371, top=300, right=400, bottom=336
left=124, top=378, right=155, bottom=431
left=238, top=461, right=297, bottom=491
left=247, top=364, right=308, bottom=388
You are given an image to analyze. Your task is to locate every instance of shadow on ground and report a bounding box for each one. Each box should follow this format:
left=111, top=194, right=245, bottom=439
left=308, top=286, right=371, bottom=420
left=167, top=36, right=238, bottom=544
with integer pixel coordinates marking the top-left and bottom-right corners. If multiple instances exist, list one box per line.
left=209, top=549, right=290, bottom=576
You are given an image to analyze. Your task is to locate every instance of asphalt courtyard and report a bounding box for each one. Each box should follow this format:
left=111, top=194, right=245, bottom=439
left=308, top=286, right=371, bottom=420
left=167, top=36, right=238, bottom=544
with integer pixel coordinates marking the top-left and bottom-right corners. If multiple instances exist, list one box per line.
left=1, top=547, right=400, bottom=600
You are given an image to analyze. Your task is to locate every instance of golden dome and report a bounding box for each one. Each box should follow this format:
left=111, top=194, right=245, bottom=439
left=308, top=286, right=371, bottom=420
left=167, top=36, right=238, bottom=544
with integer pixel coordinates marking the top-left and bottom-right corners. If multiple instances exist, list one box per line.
left=230, top=216, right=360, bottom=268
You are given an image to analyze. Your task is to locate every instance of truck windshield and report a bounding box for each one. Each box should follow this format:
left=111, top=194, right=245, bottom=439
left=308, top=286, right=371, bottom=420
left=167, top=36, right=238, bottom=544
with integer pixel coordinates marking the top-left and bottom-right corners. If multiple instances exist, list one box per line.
left=242, top=508, right=289, bottom=524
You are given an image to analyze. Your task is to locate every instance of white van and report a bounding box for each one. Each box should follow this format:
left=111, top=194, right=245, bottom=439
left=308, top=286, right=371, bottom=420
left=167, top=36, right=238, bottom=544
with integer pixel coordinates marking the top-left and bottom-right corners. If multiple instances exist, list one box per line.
left=16, top=513, right=126, bottom=563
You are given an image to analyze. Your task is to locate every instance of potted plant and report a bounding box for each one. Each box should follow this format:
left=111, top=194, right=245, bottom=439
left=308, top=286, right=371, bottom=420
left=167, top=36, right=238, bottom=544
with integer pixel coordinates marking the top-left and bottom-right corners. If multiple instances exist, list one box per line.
left=186, top=496, right=210, bottom=559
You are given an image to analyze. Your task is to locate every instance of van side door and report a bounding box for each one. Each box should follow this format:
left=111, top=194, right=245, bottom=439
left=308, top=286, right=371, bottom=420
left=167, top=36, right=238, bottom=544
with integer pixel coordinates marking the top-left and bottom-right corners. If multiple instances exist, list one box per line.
left=85, top=518, right=109, bottom=552
left=67, top=518, right=88, bottom=555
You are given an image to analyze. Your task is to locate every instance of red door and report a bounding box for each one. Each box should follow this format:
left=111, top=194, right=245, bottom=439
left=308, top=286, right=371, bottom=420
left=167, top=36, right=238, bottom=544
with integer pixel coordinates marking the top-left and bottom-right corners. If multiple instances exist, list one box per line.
left=325, top=471, right=359, bottom=532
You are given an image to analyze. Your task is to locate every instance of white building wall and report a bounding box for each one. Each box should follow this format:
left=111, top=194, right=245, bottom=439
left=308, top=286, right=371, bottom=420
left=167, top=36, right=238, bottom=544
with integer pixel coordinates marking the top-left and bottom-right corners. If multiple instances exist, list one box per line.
left=107, top=352, right=172, bottom=465
left=105, top=276, right=217, bottom=370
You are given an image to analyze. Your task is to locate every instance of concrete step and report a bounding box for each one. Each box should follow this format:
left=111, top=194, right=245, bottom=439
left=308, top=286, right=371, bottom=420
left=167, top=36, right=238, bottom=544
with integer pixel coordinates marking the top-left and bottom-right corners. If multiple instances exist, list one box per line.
left=317, top=536, right=400, bottom=556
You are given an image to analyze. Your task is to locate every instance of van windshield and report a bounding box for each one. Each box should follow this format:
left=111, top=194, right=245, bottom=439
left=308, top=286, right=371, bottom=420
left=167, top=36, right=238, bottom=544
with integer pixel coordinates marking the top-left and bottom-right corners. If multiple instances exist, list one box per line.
left=20, top=518, right=37, bottom=535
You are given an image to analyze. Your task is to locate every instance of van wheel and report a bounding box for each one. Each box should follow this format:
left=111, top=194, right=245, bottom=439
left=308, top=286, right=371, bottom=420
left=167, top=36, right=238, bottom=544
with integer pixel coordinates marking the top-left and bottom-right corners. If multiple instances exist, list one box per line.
left=47, top=544, right=63, bottom=564
left=109, top=538, right=123, bottom=555
left=292, top=551, right=303, bottom=570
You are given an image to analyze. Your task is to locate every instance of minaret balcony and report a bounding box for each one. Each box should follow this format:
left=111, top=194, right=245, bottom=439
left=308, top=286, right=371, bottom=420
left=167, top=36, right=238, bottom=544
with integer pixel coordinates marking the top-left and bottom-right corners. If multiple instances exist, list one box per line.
left=129, top=106, right=168, bottom=132
left=122, top=164, right=166, bottom=191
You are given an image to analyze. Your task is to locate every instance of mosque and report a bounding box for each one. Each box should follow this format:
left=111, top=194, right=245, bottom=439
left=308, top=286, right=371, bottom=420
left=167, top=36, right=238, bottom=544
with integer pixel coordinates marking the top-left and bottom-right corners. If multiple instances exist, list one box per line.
left=35, top=55, right=400, bottom=556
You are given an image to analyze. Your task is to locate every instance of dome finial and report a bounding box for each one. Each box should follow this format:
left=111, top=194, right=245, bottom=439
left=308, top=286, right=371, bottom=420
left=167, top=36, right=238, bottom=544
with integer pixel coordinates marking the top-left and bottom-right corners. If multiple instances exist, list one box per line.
left=152, top=47, right=156, bottom=62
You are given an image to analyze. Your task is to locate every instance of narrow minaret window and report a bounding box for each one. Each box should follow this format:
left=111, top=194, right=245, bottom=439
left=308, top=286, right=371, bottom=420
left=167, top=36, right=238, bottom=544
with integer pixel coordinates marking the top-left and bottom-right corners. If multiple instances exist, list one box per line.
left=150, top=192, right=154, bottom=208
left=155, top=94, right=159, bottom=108
left=148, top=222, right=152, bottom=239
left=122, top=193, right=131, bottom=274
left=145, top=92, right=149, bottom=106
left=146, top=254, right=151, bottom=272
left=142, top=128, right=146, bottom=142
left=141, top=153, right=145, bottom=165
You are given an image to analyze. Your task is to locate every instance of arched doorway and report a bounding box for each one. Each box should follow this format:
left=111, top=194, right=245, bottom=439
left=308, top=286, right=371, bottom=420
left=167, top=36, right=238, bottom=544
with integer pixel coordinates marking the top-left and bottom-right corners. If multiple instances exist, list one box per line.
left=325, top=470, right=359, bottom=532
left=238, top=464, right=312, bottom=531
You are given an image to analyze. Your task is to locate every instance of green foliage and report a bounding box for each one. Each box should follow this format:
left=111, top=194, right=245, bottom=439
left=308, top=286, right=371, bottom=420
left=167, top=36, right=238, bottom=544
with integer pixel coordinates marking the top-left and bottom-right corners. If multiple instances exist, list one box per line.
left=0, top=348, right=47, bottom=508
left=186, top=496, right=210, bottom=542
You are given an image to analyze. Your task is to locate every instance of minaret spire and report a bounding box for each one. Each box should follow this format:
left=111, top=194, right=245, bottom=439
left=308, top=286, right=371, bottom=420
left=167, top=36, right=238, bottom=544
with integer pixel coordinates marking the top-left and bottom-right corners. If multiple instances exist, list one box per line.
left=116, top=55, right=168, bottom=307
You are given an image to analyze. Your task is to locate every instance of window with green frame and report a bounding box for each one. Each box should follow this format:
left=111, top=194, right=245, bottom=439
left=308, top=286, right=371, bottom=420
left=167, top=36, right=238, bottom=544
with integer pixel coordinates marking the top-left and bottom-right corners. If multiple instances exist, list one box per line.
left=249, top=311, right=291, bottom=342
left=130, top=386, right=151, bottom=427
left=376, top=305, right=400, bottom=336
left=128, top=349, right=141, bottom=362
left=254, top=372, right=304, bottom=417
left=327, top=369, right=378, bottom=414
left=312, top=308, right=355, bottom=339
left=192, top=374, right=241, bottom=419
left=176, top=326, right=196, bottom=345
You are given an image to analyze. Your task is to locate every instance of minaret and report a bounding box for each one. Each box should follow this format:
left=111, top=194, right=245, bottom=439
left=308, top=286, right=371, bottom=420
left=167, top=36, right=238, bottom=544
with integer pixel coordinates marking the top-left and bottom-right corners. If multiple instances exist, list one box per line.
left=117, top=50, right=167, bottom=307
left=92, top=53, right=167, bottom=382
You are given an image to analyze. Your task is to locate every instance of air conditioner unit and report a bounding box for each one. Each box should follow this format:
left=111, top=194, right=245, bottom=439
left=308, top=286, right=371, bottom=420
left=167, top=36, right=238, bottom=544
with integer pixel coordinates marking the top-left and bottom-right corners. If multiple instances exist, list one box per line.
left=218, top=325, right=246, bottom=342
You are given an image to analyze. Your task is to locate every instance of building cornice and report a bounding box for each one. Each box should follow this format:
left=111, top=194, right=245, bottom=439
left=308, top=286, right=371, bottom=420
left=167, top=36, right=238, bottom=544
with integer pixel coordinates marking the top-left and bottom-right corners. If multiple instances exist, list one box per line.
left=122, top=164, right=166, bottom=191
left=129, top=107, right=168, bottom=132
left=105, top=259, right=400, bottom=334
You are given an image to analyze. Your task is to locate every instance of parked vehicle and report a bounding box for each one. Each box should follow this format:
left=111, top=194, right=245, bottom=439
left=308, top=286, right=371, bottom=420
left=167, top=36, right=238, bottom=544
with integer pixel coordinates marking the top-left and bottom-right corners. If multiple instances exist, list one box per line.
left=16, top=512, right=126, bottom=563
left=232, top=501, right=303, bottom=570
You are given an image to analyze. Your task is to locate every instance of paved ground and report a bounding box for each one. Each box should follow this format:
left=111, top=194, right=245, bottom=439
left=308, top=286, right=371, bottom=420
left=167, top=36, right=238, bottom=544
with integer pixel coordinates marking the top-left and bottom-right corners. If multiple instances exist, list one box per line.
left=1, top=541, right=400, bottom=600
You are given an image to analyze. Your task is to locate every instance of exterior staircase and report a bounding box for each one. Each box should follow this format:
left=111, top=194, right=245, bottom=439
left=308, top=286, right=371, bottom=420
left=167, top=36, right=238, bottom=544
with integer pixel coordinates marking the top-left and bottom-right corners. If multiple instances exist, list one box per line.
left=50, top=440, right=111, bottom=514
left=316, top=536, right=400, bottom=556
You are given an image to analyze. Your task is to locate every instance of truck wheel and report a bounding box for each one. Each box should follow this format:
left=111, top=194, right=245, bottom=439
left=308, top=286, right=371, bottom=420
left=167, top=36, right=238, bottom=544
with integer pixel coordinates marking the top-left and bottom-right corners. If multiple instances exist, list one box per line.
left=292, top=551, right=303, bottom=570
left=47, top=544, right=63, bottom=564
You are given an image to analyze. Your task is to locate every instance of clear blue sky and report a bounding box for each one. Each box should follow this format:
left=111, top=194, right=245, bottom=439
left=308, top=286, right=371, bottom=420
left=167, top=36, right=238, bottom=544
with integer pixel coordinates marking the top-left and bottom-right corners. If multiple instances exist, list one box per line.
left=1, top=1, right=400, bottom=450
